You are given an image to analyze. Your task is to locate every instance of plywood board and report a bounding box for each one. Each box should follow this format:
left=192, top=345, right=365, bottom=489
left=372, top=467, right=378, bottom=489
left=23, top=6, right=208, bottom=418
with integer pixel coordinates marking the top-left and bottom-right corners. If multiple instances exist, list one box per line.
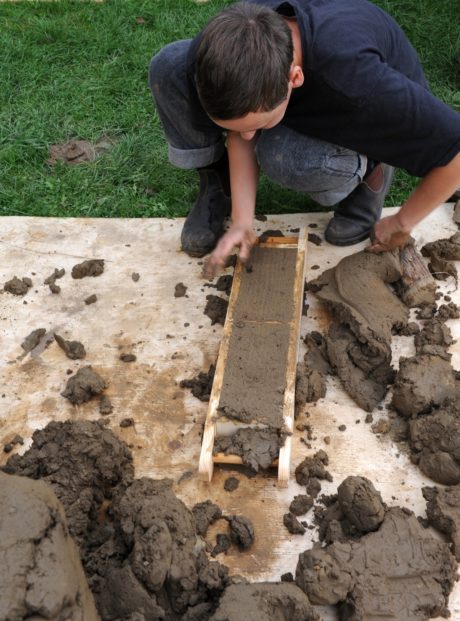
left=0, top=207, right=459, bottom=621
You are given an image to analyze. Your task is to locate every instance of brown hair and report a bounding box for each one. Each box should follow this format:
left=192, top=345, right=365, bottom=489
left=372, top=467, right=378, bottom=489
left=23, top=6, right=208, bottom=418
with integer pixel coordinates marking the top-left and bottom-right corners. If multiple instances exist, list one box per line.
left=195, top=2, right=293, bottom=120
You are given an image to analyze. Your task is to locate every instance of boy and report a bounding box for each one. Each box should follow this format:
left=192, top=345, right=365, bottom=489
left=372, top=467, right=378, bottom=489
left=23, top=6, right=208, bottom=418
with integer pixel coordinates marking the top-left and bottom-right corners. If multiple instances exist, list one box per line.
left=149, top=1, right=460, bottom=270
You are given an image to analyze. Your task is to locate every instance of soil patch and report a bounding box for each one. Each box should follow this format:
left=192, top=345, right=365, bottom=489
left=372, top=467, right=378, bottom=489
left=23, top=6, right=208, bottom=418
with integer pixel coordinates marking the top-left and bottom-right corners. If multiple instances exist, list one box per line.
left=46, top=135, right=114, bottom=165
left=314, top=476, right=385, bottom=543
left=180, top=364, right=215, bottom=401
left=61, top=365, right=107, bottom=404
left=21, top=328, right=46, bottom=352
left=224, top=476, right=239, bottom=492
left=204, top=294, right=228, bottom=325
left=226, top=515, right=254, bottom=550
left=54, top=333, right=86, bottom=360
left=72, top=259, right=105, bottom=279
left=4, top=275, right=32, bottom=295
left=295, top=450, right=332, bottom=487
left=85, top=294, right=98, bottom=305
left=44, top=267, right=65, bottom=293
left=174, top=282, right=187, bottom=297
left=192, top=500, right=222, bottom=536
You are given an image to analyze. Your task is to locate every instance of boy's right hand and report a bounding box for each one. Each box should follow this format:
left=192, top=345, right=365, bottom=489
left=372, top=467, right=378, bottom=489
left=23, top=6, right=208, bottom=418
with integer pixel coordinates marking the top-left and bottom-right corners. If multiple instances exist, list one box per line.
left=204, top=223, right=256, bottom=279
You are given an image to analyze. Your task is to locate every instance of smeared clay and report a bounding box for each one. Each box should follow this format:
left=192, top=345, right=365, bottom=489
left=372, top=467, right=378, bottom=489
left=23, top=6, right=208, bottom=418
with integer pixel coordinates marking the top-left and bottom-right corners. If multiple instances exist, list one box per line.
left=296, top=506, right=457, bottom=619
left=214, top=428, right=286, bottom=471
left=423, top=485, right=460, bottom=560
left=61, top=365, right=107, bottom=404
left=21, top=328, right=46, bottom=352
left=310, top=250, right=408, bottom=411
left=0, top=471, right=99, bottom=621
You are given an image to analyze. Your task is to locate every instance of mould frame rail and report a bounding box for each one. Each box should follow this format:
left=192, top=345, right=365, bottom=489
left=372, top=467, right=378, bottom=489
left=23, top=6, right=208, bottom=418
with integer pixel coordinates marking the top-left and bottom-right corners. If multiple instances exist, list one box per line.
left=198, top=229, right=308, bottom=487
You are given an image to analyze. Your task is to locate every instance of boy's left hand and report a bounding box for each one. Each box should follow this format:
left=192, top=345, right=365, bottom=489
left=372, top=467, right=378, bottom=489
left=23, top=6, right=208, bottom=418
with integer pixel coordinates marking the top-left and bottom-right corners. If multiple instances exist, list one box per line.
left=367, top=214, right=410, bottom=253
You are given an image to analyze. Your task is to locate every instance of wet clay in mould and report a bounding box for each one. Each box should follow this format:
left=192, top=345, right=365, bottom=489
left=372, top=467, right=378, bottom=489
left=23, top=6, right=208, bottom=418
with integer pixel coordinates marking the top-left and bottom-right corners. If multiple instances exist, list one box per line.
left=296, top=506, right=457, bottom=619
left=214, top=427, right=286, bottom=471
left=61, top=365, right=107, bottom=404
left=217, top=246, right=297, bottom=427
left=310, top=250, right=408, bottom=411
left=423, top=485, right=460, bottom=560
left=71, top=259, right=104, bottom=279
left=0, top=471, right=99, bottom=621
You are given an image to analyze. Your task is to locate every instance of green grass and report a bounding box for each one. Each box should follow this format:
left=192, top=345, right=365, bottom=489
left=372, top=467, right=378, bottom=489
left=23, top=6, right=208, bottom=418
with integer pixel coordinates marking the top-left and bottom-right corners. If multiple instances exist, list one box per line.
left=0, top=0, right=459, bottom=218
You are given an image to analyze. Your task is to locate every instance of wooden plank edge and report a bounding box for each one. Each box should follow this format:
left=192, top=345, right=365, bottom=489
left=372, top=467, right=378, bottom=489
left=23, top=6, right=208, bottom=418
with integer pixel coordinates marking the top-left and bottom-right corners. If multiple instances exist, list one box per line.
left=198, top=259, right=244, bottom=482
left=278, top=228, right=308, bottom=486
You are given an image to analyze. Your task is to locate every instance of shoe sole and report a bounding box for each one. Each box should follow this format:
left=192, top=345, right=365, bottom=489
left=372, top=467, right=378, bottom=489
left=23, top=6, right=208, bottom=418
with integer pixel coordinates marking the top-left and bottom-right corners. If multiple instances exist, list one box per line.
left=324, top=229, right=371, bottom=247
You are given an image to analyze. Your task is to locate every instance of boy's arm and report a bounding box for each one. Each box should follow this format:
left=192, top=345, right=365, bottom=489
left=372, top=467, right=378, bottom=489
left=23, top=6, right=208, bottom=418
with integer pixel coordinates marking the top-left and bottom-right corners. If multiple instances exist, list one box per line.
left=368, top=151, right=460, bottom=252
left=206, top=131, right=259, bottom=273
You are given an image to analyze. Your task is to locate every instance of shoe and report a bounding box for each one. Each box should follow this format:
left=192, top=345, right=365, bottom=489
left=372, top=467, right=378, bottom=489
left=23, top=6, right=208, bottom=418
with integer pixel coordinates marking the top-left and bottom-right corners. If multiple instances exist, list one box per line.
left=325, top=163, right=394, bottom=246
left=180, top=154, right=231, bottom=257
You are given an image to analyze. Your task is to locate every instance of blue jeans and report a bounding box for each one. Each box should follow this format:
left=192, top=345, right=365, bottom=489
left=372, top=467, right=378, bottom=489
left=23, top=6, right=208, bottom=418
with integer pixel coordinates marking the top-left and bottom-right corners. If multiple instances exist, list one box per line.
left=149, top=40, right=366, bottom=207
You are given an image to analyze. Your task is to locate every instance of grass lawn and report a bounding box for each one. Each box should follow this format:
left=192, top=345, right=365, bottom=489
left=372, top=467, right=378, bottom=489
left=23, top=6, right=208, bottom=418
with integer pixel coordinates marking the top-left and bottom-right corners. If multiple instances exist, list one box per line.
left=0, top=0, right=459, bottom=219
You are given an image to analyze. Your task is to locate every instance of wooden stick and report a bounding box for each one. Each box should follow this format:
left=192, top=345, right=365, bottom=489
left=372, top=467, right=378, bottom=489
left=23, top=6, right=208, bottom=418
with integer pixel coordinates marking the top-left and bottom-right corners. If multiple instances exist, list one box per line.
left=198, top=260, right=244, bottom=482
left=277, top=228, right=308, bottom=487
left=398, top=242, right=436, bottom=307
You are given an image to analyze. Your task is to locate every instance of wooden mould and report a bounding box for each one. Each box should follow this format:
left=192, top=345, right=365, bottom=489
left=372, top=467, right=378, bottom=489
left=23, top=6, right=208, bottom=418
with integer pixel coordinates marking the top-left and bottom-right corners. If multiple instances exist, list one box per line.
left=199, top=230, right=308, bottom=487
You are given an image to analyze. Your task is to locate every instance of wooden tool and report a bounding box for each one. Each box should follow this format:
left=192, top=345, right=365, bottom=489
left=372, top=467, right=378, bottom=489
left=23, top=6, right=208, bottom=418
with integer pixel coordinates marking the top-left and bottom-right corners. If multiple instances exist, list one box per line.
left=199, top=230, right=307, bottom=487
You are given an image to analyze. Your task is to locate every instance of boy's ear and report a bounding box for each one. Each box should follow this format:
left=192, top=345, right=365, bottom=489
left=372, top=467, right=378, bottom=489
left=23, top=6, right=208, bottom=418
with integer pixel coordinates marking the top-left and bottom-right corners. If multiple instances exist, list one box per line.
left=289, top=65, right=304, bottom=89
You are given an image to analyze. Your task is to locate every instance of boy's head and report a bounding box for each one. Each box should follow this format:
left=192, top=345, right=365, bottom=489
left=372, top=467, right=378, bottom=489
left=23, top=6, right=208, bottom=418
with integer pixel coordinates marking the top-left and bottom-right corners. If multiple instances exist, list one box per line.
left=195, top=2, right=295, bottom=123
